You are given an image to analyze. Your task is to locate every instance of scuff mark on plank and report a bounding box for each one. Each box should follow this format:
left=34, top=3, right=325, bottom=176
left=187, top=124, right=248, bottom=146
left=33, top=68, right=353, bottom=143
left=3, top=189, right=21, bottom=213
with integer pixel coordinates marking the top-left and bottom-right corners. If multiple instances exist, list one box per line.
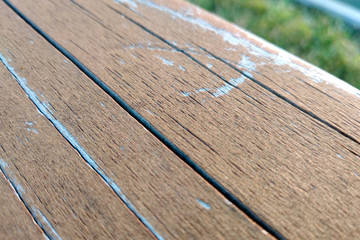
left=0, top=53, right=164, bottom=240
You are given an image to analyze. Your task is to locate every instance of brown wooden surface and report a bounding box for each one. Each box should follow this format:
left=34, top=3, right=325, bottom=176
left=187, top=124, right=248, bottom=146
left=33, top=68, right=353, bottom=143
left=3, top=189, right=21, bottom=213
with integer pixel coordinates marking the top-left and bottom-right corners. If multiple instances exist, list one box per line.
left=2, top=0, right=360, bottom=239
left=0, top=2, right=272, bottom=240
left=0, top=173, right=44, bottom=240
left=108, top=0, right=360, bottom=142
left=0, top=52, right=153, bottom=240
left=7, top=0, right=360, bottom=239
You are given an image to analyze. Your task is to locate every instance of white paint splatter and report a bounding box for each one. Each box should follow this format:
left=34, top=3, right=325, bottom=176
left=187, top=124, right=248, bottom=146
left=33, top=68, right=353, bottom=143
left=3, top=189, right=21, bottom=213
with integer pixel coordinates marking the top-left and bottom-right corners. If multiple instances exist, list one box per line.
left=114, top=0, right=138, bottom=8
left=243, top=71, right=254, bottom=79
left=158, top=56, right=174, bottom=66
left=224, top=199, right=232, bottom=205
left=128, top=0, right=360, bottom=96
left=123, top=43, right=176, bottom=52
left=146, top=109, right=155, bottom=115
left=128, top=0, right=248, bottom=45
left=238, top=55, right=257, bottom=71
left=182, top=91, right=191, bottom=97
left=179, top=65, right=186, bottom=71
left=0, top=53, right=164, bottom=240
left=196, top=198, right=211, bottom=210
left=26, top=127, right=39, bottom=134
left=245, top=32, right=360, bottom=95
left=213, top=76, right=245, bottom=97
left=196, top=88, right=210, bottom=93
left=181, top=88, right=210, bottom=97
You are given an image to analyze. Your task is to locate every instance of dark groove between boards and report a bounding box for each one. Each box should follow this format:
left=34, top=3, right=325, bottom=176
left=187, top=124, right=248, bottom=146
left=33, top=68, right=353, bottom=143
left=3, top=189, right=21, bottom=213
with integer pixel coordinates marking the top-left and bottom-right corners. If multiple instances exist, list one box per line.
left=3, top=1, right=286, bottom=239
left=3, top=2, right=162, bottom=239
left=109, top=3, right=360, bottom=148
left=110, top=2, right=360, bottom=148
left=199, top=47, right=360, bottom=146
left=101, top=3, right=360, bottom=238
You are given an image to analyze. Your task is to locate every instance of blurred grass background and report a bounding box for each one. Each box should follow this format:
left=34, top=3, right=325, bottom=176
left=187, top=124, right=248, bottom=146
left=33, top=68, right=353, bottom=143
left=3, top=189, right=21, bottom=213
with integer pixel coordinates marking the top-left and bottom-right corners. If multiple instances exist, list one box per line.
left=188, top=0, right=360, bottom=88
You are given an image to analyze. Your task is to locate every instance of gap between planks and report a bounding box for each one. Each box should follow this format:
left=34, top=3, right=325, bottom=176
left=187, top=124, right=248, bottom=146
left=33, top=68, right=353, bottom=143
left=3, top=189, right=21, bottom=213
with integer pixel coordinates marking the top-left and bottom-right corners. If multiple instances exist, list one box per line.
left=0, top=2, right=276, bottom=239
left=2, top=1, right=284, bottom=239
left=4, top=0, right=360, bottom=239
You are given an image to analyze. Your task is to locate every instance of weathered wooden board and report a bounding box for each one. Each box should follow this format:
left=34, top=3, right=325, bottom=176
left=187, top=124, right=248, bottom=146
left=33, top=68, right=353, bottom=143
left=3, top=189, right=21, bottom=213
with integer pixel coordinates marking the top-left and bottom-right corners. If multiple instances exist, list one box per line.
left=0, top=173, right=44, bottom=240
left=0, top=55, right=153, bottom=240
left=8, top=0, right=360, bottom=239
left=106, top=0, right=360, bottom=142
left=0, top=2, right=272, bottom=239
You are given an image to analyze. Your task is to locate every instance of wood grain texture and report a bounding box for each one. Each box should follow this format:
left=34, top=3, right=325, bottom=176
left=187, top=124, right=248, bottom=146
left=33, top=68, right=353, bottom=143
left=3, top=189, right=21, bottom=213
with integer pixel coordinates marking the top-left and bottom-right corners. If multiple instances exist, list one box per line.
left=108, top=0, right=360, bottom=142
left=0, top=52, right=153, bottom=240
left=0, top=173, right=44, bottom=240
left=0, top=2, right=272, bottom=240
left=9, top=0, right=360, bottom=239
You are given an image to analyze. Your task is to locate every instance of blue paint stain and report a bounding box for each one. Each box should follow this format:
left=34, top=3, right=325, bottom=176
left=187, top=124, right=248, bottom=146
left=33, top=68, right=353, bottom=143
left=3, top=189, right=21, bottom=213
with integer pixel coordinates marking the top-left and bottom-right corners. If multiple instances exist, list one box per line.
left=145, top=109, right=155, bottom=116
left=0, top=53, right=164, bottom=240
left=26, top=127, right=39, bottom=134
left=130, top=0, right=246, bottom=45
left=42, top=102, right=54, bottom=114
left=158, top=56, right=174, bottom=66
left=182, top=88, right=210, bottom=97
left=238, top=55, right=257, bottom=71
left=196, top=88, right=210, bottom=93
left=114, top=0, right=138, bottom=8
left=179, top=65, right=186, bottom=71
left=182, top=91, right=191, bottom=97
left=196, top=198, right=211, bottom=210
left=25, top=122, right=38, bottom=134
left=33, top=208, right=63, bottom=240
left=0, top=159, right=62, bottom=240
left=213, top=76, right=246, bottom=97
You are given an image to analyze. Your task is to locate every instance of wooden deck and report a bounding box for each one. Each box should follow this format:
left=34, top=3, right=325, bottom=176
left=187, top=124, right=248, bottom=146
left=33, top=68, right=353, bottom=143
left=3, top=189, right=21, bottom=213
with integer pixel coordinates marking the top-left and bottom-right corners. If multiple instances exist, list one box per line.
left=1, top=0, right=360, bottom=239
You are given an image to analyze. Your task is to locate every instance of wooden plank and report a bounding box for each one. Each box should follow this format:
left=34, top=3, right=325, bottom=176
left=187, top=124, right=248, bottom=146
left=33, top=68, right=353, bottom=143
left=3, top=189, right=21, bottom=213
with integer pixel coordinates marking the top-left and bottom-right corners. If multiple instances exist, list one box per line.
left=107, top=0, right=360, bottom=143
left=0, top=2, right=272, bottom=239
left=8, top=0, right=360, bottom=239
left=0, top=173, right=44, bottom=240
left=0, top=54, right=153, bottom=240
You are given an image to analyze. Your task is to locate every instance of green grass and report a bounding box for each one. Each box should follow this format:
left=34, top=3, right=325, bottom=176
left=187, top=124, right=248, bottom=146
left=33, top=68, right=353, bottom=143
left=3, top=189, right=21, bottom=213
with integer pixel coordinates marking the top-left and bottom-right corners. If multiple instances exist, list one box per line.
left=188, top=0, right=360, bottom=88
